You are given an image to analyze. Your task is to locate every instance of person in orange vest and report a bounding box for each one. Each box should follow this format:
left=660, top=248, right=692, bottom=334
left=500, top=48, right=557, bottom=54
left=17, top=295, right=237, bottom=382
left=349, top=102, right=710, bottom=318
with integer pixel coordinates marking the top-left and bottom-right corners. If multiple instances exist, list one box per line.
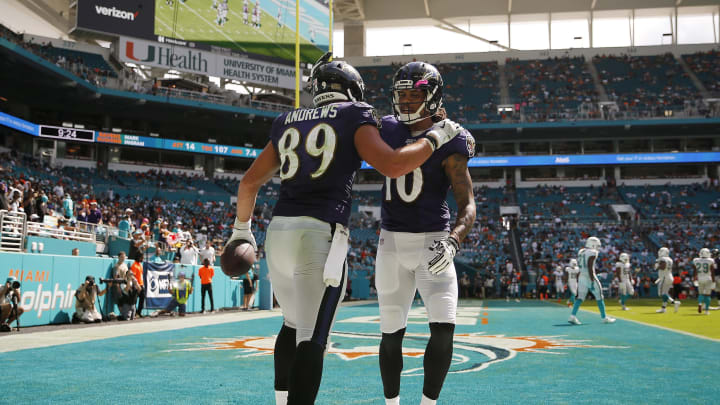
left=199, top=258, right=215, bottom=313
left=130, top=253, right=146, bottom=317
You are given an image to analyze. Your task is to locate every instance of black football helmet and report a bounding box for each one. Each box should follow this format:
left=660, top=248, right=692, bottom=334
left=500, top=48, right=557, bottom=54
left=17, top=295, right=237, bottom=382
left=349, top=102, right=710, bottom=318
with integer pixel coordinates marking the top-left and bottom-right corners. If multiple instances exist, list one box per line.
left=391, top=62, right=443, bottom=124
left=309, top=52, right=365, bottom=107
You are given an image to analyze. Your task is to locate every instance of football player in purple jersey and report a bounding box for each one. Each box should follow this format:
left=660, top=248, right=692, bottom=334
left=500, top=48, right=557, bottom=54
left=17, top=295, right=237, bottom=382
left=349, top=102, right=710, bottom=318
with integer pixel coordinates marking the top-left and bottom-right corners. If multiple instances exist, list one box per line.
left=375, top=62, right=476, bottom=405
left=223, top=53, right=463, bottom=405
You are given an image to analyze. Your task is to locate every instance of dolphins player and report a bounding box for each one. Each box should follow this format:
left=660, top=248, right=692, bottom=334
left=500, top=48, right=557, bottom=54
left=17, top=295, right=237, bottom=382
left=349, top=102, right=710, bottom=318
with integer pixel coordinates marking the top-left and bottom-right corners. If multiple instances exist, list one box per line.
left=568, top=237, right=615, bottom=325
left=655, top=247, right=680, bottom=313
left=553, top=264, right=565, bottom=300
left=692, top=248, right=716, bottom=315
left=615, top=253, right=633, bottom=311
left=375, top=61, right=476, bottom=405
left=565, top=258, right=580, bottom=307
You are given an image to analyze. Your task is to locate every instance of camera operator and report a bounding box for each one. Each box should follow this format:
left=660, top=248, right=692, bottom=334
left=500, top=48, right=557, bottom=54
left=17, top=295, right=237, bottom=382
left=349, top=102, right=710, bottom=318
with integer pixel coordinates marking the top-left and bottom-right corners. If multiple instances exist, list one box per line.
left=73, top=276, right=107, bottom=323
left=0, top=277, right=23, bottom=331
left=113, top=251, right=140, bottom=320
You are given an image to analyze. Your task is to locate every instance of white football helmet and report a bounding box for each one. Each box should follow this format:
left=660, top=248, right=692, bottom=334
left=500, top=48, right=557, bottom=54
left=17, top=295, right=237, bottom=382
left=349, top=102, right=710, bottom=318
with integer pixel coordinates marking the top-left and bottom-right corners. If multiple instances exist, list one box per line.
left=699, top=248, right=711, bottom=259
left=619, top=253, right=629, bottom=263
left=569, top=259, right=578, bottom=268
left=658, top=247, right=670, bottom=258
left=585, top=236, right=601, bottom=250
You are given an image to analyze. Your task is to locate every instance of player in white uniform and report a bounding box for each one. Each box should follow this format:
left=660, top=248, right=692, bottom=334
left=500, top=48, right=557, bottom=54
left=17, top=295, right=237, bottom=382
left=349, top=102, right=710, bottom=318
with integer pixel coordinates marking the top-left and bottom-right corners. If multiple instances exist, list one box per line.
left=553, top=265, right=565, bottom=300
left=568, top=237, right=616, bottom=325
left=565, top=259, right=580, bottom=307
left=615, top=253, right=633, bottom=311
left=654, top=247, right=680, bottom=313
left=692, top=248, right=716, bottom=315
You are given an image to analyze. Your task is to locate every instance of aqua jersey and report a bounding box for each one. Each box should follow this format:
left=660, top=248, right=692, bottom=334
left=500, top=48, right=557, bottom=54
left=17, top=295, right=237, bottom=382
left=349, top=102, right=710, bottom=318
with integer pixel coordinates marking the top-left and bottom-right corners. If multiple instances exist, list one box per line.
left=577, top=248, right=599, bottom=280
left=693, top=257, right=714, bottom=282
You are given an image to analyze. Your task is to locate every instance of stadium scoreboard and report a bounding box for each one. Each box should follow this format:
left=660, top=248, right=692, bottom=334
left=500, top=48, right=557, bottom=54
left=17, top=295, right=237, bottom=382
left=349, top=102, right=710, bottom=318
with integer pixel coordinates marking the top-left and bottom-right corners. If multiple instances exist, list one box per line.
left=39, top=125, right=95, bottom=142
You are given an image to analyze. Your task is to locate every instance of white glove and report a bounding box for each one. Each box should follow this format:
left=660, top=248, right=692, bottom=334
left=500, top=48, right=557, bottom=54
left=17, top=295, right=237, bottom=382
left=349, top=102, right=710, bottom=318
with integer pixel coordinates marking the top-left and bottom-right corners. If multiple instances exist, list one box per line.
left=427, top=236, right=459, bottom=275
left=654, top=278, right=661, bottom=285
left=226, top=217, right=257, bottom=250
left=424, top=119, right=463, bottom=151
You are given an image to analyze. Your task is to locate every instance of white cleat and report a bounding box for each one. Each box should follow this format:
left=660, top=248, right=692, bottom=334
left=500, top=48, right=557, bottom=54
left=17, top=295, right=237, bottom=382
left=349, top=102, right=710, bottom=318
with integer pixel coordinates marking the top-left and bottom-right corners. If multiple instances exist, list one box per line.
left=656, top=308, right=666, bottom=313
left=674, top=301, right=681, bottom=313
left=515, top=299, right=520, bottom=303
left=705, top=311, right=710, bottom=315
left=506, top=297, right=509, bottom=302
left=568, top=315, right=581, bottom=325
left=622, top=307, right=630, bottom=311
left=603, top=316, right=616, bottom=324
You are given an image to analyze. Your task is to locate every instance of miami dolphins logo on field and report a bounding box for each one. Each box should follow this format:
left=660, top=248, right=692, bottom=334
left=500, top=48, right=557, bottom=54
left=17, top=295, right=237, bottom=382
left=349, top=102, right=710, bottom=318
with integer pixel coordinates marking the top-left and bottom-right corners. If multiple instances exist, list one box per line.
left=164, top=332, right=628, bottom=375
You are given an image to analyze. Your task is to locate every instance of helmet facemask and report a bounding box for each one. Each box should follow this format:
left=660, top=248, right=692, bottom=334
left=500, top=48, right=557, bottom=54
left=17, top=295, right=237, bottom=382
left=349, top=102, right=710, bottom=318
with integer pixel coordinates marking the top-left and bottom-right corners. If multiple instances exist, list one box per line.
left=391, top=80, right=440, bottom=124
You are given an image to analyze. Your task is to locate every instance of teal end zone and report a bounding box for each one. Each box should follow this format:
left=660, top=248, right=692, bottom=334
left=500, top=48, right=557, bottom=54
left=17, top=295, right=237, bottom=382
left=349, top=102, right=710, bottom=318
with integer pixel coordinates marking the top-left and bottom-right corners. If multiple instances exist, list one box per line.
left=24, top=236, right=96, bottom=257
left=0, top=252, right=273, bottom=326
left=1, top=301, right=717, bottom=403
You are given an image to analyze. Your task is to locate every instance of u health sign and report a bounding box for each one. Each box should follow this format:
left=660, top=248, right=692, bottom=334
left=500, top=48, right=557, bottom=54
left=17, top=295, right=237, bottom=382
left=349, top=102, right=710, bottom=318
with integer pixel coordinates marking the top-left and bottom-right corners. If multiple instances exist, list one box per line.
left=119, top=37, right=295, bottom=89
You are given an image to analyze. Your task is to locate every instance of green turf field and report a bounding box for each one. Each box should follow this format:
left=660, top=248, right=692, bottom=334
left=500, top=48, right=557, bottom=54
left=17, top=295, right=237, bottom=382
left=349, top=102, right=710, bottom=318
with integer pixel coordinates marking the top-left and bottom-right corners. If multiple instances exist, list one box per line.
left=154, top=0, right=325, bottom=62
left=576, top=298, right=720, bottom=339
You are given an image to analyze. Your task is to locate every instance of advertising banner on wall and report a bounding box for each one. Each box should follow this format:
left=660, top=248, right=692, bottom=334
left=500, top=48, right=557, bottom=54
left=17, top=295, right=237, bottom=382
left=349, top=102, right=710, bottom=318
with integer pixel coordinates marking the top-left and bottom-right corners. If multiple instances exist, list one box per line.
left=76, top=0, right=156, bottom=39
left=118, top=36, right=296, bottom=89
left=144, top=261, right=175, bottom=309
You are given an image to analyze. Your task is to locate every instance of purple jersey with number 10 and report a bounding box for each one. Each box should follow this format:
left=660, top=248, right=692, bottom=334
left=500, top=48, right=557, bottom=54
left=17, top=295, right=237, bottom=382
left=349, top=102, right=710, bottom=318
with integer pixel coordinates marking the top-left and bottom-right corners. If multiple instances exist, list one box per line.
left=270, top=101, right=379, bottom=227
left=380, top=115, right=475, bottom=233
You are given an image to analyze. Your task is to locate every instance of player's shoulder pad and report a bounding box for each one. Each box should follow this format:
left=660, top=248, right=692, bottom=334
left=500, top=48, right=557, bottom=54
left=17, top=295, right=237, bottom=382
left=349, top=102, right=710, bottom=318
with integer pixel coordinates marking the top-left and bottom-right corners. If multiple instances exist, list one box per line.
left=349, top=102, right=381, bottom=128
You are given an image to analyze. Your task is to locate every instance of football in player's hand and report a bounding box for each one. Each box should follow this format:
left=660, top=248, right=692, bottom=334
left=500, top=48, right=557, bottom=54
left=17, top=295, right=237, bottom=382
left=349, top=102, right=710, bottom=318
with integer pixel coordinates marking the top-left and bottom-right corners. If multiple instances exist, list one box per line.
left=658, top=260, right=666, bottom=270
left=221, top=240, right=256, bottom=277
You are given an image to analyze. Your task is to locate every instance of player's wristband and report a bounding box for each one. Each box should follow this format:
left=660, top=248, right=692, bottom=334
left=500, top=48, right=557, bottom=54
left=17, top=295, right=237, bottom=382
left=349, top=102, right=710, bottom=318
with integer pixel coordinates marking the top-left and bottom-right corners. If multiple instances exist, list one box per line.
left=421, top=133, right=438, bottom=151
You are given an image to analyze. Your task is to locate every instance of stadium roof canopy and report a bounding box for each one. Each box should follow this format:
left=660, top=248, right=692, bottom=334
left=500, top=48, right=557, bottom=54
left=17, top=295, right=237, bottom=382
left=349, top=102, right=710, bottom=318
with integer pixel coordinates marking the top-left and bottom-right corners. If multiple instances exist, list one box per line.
left=334, top=0, right=719, bottom=21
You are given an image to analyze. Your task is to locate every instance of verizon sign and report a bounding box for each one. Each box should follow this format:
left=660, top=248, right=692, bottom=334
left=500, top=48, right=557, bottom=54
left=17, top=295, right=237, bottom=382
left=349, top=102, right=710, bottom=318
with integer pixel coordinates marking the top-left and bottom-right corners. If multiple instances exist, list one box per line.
left=119, top=37, right=296, bottom=90
left=94, top=6, right=139, bottom=21
left=76, top=0, right=154, bottom=38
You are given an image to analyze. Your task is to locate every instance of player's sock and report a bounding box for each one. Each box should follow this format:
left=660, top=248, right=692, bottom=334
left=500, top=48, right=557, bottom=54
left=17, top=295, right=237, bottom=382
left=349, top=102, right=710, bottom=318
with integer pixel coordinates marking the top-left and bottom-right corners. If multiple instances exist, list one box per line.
left=288, top=340, right=324, bottom=404
left=274, top=325, right=296, bottom=394
left=705, top=295, right=711, bottom=311
left=380, top=328, right=406, bottom=400
left=275, top=391, right=288, bottom=405
left=423, top=323, right=455, bottom=401
left=384, top=396, right=400, bottom=405
left=597, top=300, right=607, bottom=318
left=420, top=394, right=437, bottom=405
left=571, top=299, right=582, bottom=316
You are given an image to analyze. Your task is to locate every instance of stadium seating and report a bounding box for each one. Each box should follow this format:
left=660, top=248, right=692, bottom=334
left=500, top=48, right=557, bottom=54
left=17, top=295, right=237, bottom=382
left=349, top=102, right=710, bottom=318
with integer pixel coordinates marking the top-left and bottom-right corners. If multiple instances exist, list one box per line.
left=682, top=50, right=720, bottom=96
left=594, top=53, right=700, bottom=114
left=506, top=56, right=597, bottom=120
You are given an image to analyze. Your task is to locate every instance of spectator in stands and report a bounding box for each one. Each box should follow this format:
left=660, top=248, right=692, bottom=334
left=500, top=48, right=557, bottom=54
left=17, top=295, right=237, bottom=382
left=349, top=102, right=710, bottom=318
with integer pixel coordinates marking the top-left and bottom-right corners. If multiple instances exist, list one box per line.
left=118, top=209, right=133, bottom=238
left=199, top=258, right=215, bottom=313
left=9, top=190, right=22, bottom=212
left=0, top=277, right=24, bottom=331
left=0, top=182, right=9, bottom=211
left=62, top=194, right=73, bottom=219
left=88, top=201, right=102, bottom=224
left=72, top=248, right=79, bottom=256
left=129, top=229, right=147, bottom=261
left=73, top=276, right=107, bottom=323
left=199, top=242, right=216, bottom=265
left=151, top=272, right=192, bottom=317
left=130, top=253, right=145, bottom=317
left=180, top=240, right=199, bottom=265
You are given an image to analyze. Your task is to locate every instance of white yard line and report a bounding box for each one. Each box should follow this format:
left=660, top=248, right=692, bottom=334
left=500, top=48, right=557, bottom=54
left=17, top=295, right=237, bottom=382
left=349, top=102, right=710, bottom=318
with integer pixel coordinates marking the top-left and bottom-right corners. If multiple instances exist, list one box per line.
left=156, top=16, right=186, bottom=40
left=0, top=311, right=281, bottom=353
left=180, top=2, right=247, bottom=52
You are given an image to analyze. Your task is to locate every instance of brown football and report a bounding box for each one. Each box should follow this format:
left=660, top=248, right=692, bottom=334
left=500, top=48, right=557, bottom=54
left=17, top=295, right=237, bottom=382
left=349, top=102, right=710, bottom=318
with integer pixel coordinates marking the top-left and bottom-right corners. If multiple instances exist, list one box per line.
left=221, top=240, right=256, bottom=277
